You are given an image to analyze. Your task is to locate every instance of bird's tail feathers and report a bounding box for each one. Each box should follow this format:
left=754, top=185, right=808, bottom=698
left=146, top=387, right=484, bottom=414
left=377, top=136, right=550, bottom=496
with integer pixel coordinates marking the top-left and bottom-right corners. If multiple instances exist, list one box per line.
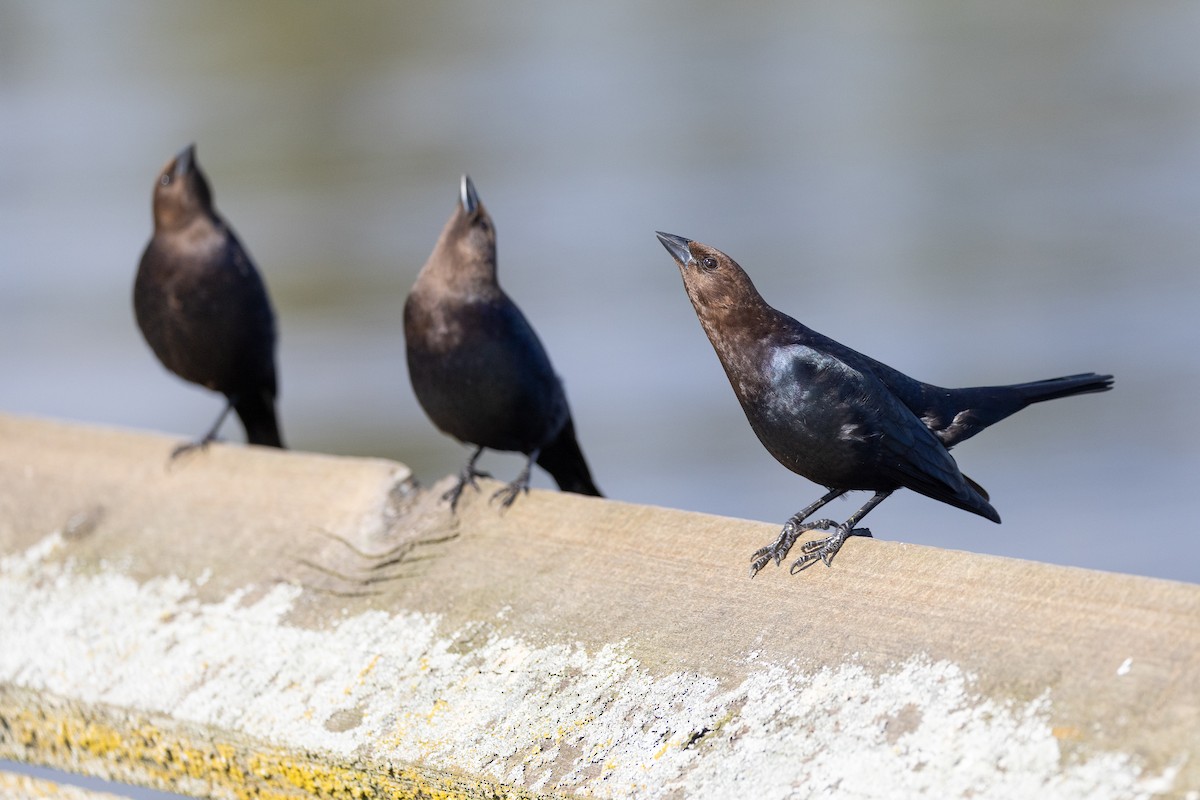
left=953, top=473, right=1001, bottom=523
left=963, top=474, right=990, bottom=502
left=946, top=372, right=1113, bottom=446
left=536, top=418, right=602, bottom=497
left=234, top=390, right=285, bottom=448
left=1007, top=373, right=1114, bottom=406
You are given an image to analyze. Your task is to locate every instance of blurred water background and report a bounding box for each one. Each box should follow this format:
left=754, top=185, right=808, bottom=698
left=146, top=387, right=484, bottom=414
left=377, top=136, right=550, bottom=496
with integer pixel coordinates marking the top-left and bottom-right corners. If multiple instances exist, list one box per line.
left=2, top=1, right=1198, bottom=585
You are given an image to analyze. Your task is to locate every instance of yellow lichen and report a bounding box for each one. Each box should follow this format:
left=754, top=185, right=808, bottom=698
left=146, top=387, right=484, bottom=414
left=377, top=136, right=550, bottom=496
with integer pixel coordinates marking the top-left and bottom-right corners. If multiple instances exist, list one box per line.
left=358, top=654, right=382, bottom=681
left=1052, top=725, right=1084, bottom=741
left=0, top=696, right=559, bottom=800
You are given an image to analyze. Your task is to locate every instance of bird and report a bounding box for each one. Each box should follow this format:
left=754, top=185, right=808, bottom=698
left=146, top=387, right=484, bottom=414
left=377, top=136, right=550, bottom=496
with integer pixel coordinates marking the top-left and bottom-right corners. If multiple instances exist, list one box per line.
left=404, top=176, right=601, bottom=509
left=655, top=231, right=1113, bottom=575
left=134, top=144, right=285, bottom=455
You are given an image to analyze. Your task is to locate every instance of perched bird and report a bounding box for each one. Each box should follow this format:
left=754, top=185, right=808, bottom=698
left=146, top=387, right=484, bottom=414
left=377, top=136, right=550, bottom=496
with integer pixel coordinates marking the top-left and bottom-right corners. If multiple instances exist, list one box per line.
left=656, top=232, right=1112, bottom=575
left=134, top=144, right=285, bottom=455
left=405, top=176, right=601, bottom=509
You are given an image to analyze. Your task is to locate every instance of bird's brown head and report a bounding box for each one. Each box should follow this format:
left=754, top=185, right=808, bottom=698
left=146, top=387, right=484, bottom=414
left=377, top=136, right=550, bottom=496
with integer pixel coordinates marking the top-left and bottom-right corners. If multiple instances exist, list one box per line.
left=151, top=144, right=213, bottom=232
left=655, top=232, right=767, bottom=324
left=423, top=175, right=498, bottom=288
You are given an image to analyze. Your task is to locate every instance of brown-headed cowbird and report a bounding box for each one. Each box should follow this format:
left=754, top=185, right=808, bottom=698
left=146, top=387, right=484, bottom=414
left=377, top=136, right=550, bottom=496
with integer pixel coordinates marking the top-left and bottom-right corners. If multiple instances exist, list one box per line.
left=405, top=176, right=601, bottom=509
left=134, top=144, right=284, bottom=455
left=656, top=232, right=1112, bottom=575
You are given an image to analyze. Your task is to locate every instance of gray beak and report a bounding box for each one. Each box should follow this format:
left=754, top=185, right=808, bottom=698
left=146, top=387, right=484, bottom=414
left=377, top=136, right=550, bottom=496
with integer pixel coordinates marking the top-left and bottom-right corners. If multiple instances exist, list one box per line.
left=460, top=174, right=480, bottom=214
left=655, top=231, right=694, bottom=266
left=173, top=143, right=195, bottom=178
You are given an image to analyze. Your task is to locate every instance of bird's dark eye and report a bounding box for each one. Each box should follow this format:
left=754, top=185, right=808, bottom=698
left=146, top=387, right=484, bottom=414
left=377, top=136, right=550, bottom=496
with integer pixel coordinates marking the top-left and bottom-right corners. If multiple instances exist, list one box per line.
left=160, top=174, right=171, bottom=187
left=700, top=256, right=718, bottom=271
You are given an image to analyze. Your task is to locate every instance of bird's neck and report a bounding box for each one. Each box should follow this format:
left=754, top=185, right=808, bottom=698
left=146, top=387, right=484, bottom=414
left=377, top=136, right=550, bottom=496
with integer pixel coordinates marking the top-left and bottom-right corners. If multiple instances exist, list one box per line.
left=418, top=257, right=500, bottom=301
left=694, top=299, right=798, bottom=393
left=693, top=292, right=781, bottom=349
left=157, top=213, right=227, bottom=261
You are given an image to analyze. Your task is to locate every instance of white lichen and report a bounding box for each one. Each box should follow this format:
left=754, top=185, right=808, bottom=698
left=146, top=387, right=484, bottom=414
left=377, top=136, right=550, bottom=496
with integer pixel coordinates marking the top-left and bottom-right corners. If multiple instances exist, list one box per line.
left=0, top=533, right=1181, bottom=800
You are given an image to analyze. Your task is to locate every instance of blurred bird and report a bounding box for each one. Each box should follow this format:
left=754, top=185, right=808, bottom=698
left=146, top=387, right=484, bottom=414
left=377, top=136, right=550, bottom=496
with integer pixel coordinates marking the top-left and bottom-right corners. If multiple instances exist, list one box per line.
left=656, top=232, right=1112, bottom=575
left=405, top=176, right=601, bottom=509
left=134, top=144, right=284, bottom=455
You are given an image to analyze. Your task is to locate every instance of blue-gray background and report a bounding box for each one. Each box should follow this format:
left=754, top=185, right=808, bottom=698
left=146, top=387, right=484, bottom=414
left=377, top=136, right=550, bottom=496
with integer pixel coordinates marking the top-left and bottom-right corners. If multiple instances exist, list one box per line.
left=3, top=2, right=1198, bottom=586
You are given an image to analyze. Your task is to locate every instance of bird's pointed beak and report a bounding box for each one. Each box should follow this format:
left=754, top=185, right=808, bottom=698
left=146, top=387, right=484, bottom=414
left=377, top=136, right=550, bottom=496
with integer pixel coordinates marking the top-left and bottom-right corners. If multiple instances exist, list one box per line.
left=656, top=231, right=694, bottom=266
left=460, top=174, right=480, bottom=214
left=173, top=143, right=195, bottom=178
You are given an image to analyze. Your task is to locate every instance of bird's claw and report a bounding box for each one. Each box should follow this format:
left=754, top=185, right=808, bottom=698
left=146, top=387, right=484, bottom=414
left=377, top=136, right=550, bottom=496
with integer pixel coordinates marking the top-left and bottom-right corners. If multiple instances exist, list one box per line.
left=750, top=527, right=799, bottom=578
left=170, top=435, right=216, bottom=460
left=442, top=466, right=492, bottom=511
left=788, top=526, right=872, bottom=573
left=749, top=551, right=774, bottom=579
left=490, top=479, right=529, bottom=509
left=788, top=551, right=826, bottom=573
left=488, top=456, right=535, bottom=511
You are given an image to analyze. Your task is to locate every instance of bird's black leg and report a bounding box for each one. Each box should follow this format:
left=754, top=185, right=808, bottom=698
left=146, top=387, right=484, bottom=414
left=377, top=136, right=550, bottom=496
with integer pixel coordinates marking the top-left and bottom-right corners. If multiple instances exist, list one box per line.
left=790, top=490, right=891, bottom=573
left=491, top=449, right=539, bottom=509
left=171, top=398, right=235, bottom=459
left=750, top=488, right=846, bottom=577
left=443, top=446, right=491, bottom=511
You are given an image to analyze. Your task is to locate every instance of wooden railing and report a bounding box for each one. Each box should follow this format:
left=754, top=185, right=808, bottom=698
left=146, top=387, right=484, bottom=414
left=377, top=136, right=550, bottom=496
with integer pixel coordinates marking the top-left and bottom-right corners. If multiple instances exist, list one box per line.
left=0, top=413, right=1196, bottom=799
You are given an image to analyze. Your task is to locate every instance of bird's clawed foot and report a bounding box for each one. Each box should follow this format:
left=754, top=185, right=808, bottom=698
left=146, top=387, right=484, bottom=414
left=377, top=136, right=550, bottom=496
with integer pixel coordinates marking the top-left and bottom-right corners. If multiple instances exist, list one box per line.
left=443, top=464, right=491, bottom=512
left=170, top=433, right=218, bottom=460
left=788, top=526, right=873, bottom=573
left=490, top=459, right=533, bottom=510
left=490, top=478, right=529, bottom=509
left=171, top=401, right=233, bottom=460
left=750, top=533, right=794, bottom=578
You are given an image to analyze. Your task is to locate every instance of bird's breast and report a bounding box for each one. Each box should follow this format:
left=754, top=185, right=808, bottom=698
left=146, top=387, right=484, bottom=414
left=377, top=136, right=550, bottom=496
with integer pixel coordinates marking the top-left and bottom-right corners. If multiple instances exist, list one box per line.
left=730, top=345, right=885, bottom=485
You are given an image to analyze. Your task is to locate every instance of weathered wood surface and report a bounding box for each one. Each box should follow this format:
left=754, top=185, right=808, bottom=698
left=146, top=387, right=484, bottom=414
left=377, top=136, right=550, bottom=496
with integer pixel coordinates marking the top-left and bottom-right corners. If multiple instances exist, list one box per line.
left=0, top=413, right=1196, bottom=799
